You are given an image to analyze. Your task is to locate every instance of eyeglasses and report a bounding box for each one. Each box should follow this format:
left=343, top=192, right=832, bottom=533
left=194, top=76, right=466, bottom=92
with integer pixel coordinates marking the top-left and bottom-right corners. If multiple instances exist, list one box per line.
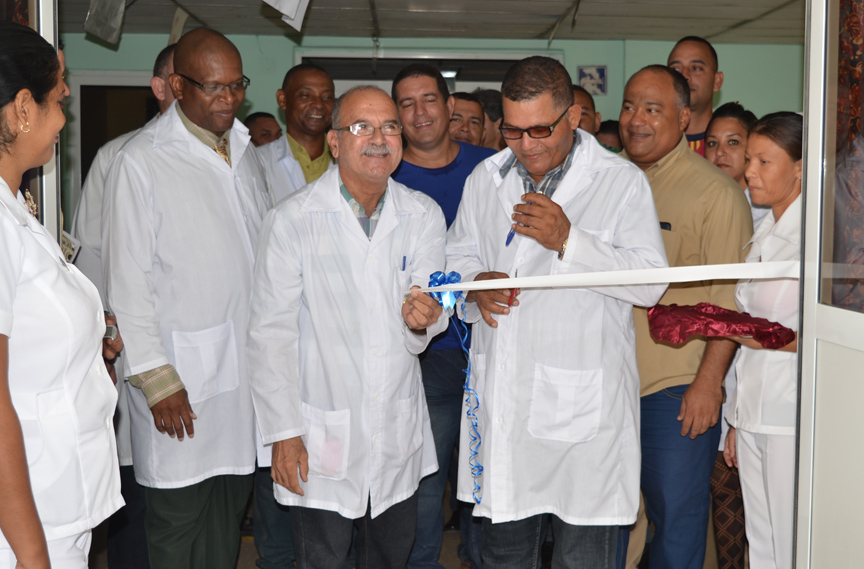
left=335, top=123, right=403, bottom=137
left=178, top=73, right=251, bottom=96
left=499, top=107, right=571, bottom=140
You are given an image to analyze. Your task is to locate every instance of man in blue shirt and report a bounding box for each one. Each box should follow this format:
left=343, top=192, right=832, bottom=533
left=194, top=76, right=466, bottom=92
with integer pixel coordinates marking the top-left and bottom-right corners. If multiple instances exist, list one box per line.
left=391, top=64, right=495, bottom=569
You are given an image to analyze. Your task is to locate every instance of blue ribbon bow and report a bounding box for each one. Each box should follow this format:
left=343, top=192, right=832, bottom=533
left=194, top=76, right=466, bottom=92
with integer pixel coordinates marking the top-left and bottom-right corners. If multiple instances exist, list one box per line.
left=427, top=271, right=463, bottom=311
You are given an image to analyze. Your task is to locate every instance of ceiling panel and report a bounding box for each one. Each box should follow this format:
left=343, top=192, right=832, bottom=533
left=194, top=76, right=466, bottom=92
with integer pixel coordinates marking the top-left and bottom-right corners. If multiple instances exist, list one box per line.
left=58, top=0, right=805, bottom=43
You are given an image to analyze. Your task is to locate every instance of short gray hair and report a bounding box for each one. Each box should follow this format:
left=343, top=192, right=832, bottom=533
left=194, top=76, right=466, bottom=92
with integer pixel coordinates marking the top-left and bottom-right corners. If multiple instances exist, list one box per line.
left=331, top=85, right=392, bottom=129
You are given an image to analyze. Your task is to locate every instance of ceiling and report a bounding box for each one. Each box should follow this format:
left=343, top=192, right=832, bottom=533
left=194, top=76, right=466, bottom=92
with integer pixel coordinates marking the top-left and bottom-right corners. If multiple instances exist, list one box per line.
left=59, top=0, right=806, bottom=44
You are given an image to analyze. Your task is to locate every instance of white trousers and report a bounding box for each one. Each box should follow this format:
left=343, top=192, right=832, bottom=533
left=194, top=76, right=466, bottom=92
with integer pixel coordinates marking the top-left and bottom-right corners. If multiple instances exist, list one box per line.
left=0, top=530, right=92, bottom=569
left=737, top=429, right=795, bottom=569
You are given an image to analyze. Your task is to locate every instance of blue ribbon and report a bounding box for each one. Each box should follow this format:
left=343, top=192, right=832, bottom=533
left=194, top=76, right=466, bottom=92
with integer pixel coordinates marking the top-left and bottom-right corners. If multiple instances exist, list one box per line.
left=427, top=271, right=463, bottom=311
left=428, top=271, right=484, bottom=504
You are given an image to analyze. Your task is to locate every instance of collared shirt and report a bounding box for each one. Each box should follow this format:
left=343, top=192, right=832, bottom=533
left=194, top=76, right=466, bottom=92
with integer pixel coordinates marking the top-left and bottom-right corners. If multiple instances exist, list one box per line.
left=287, top=132, right=332, bottom=184
left=498, top=131, right=581, bottom=198
left=176, top=104, right=231, bottom=164
left=624, top=136, right=754, bottom=397
left=340, top=179, right=386, bottom=239
left=730, top=194, right=801, bottom=436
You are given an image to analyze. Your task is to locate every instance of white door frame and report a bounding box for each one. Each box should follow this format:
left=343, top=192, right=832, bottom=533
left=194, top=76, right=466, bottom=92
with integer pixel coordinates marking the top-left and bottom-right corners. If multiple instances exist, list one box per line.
left=64, top=71, right=152, bottom=218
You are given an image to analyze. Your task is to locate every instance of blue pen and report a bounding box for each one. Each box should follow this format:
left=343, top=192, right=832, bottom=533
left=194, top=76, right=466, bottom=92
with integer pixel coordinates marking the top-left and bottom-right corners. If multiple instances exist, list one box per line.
left=506, top=188, right=539, bottom=247
left=402, top=256, right=406, bottom=270
left=505, top=226, right=516, bottom=247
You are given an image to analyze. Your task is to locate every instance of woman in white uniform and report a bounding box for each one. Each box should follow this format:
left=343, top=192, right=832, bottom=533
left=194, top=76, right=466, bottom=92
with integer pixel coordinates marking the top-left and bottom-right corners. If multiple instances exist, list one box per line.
left=0, top=21, right=123, bottom=568
left=724, top=111, right=803, bottom=569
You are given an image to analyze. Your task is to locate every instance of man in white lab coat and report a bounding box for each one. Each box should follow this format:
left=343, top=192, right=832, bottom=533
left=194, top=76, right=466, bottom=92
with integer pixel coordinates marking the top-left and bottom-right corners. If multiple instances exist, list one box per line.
left=257, top=63, right=335, bottom=204
left=445, top=56, right=669, bottom=568
left=102, top=29, right=272, bottom=569
left=71, top=42, right=175, bottom=569
left=247, top=85, right=447, bottom=569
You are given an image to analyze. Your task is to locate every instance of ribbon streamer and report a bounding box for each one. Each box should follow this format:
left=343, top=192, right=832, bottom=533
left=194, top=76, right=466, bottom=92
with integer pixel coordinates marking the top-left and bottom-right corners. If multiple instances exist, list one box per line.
left=414, top=261, right=800, bottom=294
left=428, top=272, right=484, bottom=504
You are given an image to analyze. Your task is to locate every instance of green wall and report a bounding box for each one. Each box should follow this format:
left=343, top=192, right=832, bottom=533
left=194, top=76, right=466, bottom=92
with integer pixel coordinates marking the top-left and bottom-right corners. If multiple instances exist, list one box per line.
left=61, top=33, right=804, bottom=123
left=59, top=32, right=804, bottom=226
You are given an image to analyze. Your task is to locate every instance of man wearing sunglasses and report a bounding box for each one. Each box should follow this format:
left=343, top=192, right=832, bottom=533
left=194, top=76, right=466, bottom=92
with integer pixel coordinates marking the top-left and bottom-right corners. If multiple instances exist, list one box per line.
left=248, top=85, right=449, bottom=569
left=446, top=56, right=668, bottom=568
left=102, top=29, right=273, bottom=569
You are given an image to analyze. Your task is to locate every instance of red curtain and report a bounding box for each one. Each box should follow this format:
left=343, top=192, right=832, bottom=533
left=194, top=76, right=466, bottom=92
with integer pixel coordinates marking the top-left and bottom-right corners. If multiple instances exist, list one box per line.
left=832, top=0, right=864, bottom=310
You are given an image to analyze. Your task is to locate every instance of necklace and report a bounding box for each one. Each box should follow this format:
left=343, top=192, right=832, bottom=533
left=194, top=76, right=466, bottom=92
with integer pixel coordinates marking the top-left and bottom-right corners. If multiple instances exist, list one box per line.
left=24, top=190, right=38, bottom=217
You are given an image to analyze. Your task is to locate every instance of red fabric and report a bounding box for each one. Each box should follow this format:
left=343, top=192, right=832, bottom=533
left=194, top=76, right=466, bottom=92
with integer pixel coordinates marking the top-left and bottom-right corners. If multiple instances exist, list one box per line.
left=648, top=303, right=795, bottom=349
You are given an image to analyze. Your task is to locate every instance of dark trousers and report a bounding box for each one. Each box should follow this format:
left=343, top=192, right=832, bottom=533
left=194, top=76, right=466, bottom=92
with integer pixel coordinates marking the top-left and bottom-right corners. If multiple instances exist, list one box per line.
left=253, top=466, right=296, bottom=568
left=106, top=465, right=150, bottom=569
left=144, top=473, right=253, bottom=569
left=482, top=515, right=618, bottom=569
left=291, top=493, right=419, bottom=569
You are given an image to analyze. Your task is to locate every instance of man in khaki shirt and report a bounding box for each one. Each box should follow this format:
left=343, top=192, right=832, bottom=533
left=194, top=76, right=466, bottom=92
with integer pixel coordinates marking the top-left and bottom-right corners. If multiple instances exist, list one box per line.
left=619, top=65, right=752, bottom=569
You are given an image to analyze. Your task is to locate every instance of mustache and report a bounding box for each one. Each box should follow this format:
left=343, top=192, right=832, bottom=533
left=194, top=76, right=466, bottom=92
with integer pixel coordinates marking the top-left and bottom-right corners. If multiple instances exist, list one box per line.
left=361, top=144, right=393, bottom=157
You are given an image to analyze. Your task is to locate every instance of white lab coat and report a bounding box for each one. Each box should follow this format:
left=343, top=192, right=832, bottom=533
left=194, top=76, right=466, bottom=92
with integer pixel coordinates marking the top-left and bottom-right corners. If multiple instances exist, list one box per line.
left=446, top=133, right=669, bottom=524
left=247, top=167, right=447, bottom=519
left=257, top=135, right=317, bottom=204
left=102, top=102, right=272, bottom=488
left=728, top=194, right=801, bottom=436
left=0, top=180, right=123, bottom=546
left=72, top=123, right=150, bottom=467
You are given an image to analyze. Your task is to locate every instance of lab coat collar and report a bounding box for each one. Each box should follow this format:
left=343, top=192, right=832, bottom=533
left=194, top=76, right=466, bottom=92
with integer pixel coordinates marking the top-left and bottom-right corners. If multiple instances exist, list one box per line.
left=746, top=192, right=802, bottom=249
left=490, top=130, right=618, bottom=216
left=300, top=166, right=427, bottom=215
left=300, top=166, right=428, bottom=245
left=152, top=101, right=251, bottom=171
left=0, top=179, right=30, bottom=226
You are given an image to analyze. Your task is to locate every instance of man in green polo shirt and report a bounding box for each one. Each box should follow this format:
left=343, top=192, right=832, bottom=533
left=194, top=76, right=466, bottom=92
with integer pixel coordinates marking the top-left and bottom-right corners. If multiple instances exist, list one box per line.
left=258, top=63, right=336, bottom=204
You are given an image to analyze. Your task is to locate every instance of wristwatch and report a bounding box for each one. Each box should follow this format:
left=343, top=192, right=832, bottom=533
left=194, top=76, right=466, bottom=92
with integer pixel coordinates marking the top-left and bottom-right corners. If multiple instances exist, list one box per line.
left=558, top=237, right=568, bottom=261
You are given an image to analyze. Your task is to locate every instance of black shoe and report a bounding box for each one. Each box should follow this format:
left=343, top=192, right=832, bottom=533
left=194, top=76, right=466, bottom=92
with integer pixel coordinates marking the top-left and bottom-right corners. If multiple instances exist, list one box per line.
left=444, top=511, right=460, bottom=532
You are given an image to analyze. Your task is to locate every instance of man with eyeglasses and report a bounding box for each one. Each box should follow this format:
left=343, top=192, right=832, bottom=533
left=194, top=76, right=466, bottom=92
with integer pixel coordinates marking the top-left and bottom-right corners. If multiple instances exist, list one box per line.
left=446, top=56, right=668, bottom=568
left=390, top=64, right=494, bottom=569
left=102, top=29, right=272, bottom=569
left=247, top=85, right=448, bottom=569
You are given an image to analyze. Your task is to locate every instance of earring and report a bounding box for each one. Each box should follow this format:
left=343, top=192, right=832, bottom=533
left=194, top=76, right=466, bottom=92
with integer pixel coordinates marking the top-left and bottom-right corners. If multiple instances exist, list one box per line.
left=20, top=122, right=30, bottom=133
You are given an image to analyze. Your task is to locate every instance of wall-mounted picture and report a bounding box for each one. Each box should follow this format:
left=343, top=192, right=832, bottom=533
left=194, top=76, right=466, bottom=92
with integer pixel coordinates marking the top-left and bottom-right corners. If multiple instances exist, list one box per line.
left=578, top=65, right=607, bottom=96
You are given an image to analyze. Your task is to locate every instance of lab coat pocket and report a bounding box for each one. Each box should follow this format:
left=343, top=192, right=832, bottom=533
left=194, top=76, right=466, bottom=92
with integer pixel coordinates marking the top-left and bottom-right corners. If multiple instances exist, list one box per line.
left=396, top=386, right=423, bottom=460
left=25, top=390, right=77, bottom=496
left=393, top=264, right=413, bottom=308
left=172, top=321, right=240, bottom=405
left=527, top=365, right=602, bottom=443
left=301, top=403, right=350, bottom=481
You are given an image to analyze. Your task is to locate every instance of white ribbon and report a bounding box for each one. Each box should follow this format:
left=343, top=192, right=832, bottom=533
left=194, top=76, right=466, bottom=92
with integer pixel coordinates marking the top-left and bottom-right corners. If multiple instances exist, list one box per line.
left=415, top=261, right=800, bottom=294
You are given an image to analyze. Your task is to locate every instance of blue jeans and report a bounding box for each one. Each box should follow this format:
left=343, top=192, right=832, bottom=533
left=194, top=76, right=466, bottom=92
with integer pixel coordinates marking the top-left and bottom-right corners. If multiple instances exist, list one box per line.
left=481, top=515, right=617, bottom=569
left=408, top=349, right=467, bottom=569
left=457, top=504, right=483, bottom=568
left=253, top=466, right=295, bottom=569
left=640, top=385, right=721, bottom=569
left=291, top=493, right=418, bottom=569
